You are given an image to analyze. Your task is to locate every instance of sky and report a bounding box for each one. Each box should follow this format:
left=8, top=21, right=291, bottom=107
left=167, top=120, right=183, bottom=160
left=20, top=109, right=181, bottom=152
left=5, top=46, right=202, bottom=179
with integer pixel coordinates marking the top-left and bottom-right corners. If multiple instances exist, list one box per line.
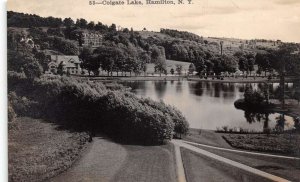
left=7, top=0, right=300, bottom=42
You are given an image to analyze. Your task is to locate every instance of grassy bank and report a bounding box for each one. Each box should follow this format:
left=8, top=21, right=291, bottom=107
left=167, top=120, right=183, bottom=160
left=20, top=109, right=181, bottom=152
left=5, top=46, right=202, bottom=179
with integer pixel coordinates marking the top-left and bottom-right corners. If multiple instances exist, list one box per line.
left=223, top=133, right=300, bottom=156
left=181, top=148, right=270, bottom=182
left=183, top=128, right=231, bottom=148
left=8, top=117, right=90, bottom=182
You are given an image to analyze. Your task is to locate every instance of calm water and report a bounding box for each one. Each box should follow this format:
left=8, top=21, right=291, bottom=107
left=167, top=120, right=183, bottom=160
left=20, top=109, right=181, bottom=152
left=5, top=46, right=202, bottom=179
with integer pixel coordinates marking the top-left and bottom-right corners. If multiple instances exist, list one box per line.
left=121, top=80, right=295, bottom=131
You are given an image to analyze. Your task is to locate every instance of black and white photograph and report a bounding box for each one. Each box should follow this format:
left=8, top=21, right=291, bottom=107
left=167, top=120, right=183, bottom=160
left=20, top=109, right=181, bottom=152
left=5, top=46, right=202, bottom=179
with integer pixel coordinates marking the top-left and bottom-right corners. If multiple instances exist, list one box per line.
left=4, top=0, right=300, bottom=181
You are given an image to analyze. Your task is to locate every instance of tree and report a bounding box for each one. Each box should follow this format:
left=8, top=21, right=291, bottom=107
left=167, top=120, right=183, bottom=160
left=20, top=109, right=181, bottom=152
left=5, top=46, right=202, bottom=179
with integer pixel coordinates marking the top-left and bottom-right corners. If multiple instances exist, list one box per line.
left=170, top=68, right=175, bottom=75
left=255, top=52, right=271, bottom=76
left=79, top=47, right=95, bottom=75
left=87, top=21, right=95, bottom=30
left=57, top=61, right=65, bottom=75
left=221, top=55, right=237, bottom=74
left=23, top=61, right=43, bottom=79
left=152, top=46, right=166, bottom=76
left=176, top=65, right=183, bottom=76
left=76, top=18, right=88, bottom=28
left=188, top=63, right=196, bottom=75
left=34, top=51, right=48, bottom=73
left=61, top=39, right=79, bottom=55
left=238, top=56, right=248, bottom=74
left=154, top=57, right=166, bottom=76
left=109, top=23, right=117, bottom=32
left=268, top=44, right=300, bottom=108
left=193, top=58, right=206, bottom=76
left=247, top=58, right=255, bottom=75
left=63, top=18, right=74, bottom=27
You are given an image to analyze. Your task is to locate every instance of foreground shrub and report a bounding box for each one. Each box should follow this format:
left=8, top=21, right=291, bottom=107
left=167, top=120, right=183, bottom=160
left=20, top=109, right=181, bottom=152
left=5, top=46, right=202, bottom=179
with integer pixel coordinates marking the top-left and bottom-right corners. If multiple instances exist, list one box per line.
left=8, top=92, right=40, bottom=118
left=98, top=91, right=174, bottom=143
left=8, top=74, right=187, bottom=144
left=8, top=101, right=17, bottom=130
left=141, top=98, right=189, bottom=136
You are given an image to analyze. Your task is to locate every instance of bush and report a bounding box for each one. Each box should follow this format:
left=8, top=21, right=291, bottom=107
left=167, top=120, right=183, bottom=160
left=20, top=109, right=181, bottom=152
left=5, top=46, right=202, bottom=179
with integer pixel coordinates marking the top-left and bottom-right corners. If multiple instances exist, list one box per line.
left=244, top=86, right=265, bottom=106
left=8, top=101, right=17, bottom=130
left=140, top=98, right=189, bottom=136
left=8, top=92, right=40, bottom=118
left=8, top=75, right=187, bottom=144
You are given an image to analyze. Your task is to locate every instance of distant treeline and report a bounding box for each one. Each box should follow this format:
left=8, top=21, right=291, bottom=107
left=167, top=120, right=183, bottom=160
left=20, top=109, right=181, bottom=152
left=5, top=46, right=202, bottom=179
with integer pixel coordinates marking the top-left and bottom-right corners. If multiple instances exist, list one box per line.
left=160, top=28, right=204, bottom=43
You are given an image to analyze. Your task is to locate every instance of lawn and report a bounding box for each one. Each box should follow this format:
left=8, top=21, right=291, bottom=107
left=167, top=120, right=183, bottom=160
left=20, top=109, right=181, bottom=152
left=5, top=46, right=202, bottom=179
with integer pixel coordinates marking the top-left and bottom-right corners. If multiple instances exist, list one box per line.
left=8, top=117, right=90, bottom=182
left=181, top=148, right=271, bottom=182
left=223, top=133, right=300, bottom=155
left=146, top=60, right=192, bottom=75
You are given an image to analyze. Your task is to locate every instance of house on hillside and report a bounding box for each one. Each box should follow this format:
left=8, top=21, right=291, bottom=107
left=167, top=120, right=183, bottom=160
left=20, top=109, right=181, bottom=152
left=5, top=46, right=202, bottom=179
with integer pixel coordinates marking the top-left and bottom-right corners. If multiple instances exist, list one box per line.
left=82, top=32, right=103, bottom=47
left=46, top=55, right=82, bottom=75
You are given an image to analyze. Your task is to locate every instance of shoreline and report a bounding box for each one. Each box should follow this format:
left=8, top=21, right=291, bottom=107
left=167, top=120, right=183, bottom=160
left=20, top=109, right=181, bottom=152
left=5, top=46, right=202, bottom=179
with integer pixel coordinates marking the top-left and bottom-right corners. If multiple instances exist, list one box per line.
left=72, top=75, right=298, bottom=83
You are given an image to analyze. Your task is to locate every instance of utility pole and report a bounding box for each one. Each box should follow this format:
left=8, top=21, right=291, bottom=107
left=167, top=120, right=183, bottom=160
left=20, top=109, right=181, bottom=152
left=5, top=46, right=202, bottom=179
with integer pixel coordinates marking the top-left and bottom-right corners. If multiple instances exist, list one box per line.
left=220, top=41, right=224, bottom=55
left=280, top=60, right=286, bottom=109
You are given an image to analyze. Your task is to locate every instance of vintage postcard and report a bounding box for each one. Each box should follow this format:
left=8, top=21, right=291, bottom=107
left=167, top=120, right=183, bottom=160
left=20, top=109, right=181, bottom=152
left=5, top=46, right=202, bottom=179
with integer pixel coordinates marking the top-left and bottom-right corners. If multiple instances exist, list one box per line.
left=6, top=0, right=300, bottom=181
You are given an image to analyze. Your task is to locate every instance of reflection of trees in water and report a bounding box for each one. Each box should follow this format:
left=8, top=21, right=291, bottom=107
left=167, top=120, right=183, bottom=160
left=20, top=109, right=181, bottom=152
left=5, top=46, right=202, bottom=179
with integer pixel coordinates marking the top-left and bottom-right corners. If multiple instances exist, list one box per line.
left=125, top=81, right=147, bottom=96
left=275, top=114, right=286, bottom=133
left=271, top=83, right=296, bottom=100
left=221, top=83, right=235, bottom=100
left=214, top=83, right=221, bottom=98
left=189, top=82, right=237, bottom=99
left=170, top=80, right=174, bottom=85
left=244, top=112, right=271, bottom=133
left=154, top=81, right=167, bottom=98
left=243, top=111, right=294, bottom=133
left=238, top=85, right=246, bottom=93
left=188, top=82, right=203, bottom=96
left=176, top=81, right=183, bottom=93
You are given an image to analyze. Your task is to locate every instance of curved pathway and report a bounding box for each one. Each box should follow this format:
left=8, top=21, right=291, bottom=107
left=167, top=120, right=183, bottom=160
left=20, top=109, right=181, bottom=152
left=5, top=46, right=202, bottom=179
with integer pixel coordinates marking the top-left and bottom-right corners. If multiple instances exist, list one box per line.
left=49, top=136, right=127, bottom=182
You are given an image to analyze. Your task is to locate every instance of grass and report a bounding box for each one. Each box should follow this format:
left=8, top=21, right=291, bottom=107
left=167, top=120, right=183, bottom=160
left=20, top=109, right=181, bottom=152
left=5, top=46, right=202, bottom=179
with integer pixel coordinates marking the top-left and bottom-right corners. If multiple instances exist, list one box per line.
left=223, top=133, right=300, bottom=155
left=187, top=143, right=300, bottom=182
left=181, top=148, right=270, bottom=182
left=183, top=128, right=231, bottom=148
left=8, top=117, right=90, bottom=182
left=146, top=60, right=192, bottom=74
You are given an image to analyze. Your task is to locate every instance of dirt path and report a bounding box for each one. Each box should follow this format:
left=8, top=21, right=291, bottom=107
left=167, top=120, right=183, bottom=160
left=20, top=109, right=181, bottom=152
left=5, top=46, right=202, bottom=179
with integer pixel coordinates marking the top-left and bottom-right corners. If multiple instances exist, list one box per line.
left=49, top=136, right=127, bottom=182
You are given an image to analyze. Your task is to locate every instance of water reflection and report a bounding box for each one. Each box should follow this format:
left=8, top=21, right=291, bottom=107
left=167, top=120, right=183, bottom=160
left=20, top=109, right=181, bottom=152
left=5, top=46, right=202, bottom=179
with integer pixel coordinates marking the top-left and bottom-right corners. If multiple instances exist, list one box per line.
left=176, top=81, right=183, bottom=93
left=153, top=81, right=167, bottom=98
left=119, top=81, right=295, bottom=131
left=188, top=82, right=204, bottom=96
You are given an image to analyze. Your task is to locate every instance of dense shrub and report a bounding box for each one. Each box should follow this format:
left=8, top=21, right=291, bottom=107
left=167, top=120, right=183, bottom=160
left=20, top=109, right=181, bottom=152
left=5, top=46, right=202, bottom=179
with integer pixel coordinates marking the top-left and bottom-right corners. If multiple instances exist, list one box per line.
left=103, top=82, right=131, bottom=91
left=140, top=98, right=189, bottom=136
left=8, top=75, right=187, bottom=144
left=8, top=92, right=40, bottom=118
left=244, top=86, right=265, bottom=106
left=8, top=101, right=17, bottom=130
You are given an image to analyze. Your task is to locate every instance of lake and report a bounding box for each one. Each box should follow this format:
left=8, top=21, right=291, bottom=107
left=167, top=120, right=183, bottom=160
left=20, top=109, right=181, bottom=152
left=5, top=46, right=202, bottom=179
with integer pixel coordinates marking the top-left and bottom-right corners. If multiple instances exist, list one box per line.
left=120, top=80, right=295, bottom=131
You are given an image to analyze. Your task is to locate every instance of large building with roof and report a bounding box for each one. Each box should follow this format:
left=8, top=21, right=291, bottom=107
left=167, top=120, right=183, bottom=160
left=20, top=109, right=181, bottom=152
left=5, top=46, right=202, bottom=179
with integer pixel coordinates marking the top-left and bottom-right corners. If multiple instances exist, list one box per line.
left=46, top=55, right=82, bottom=75
left=82, top=32, right=103, bottom=47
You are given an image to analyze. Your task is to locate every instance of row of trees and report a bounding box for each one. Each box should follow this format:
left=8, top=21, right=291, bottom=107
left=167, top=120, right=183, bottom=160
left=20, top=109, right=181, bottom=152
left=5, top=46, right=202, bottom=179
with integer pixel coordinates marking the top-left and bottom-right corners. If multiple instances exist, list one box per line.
left=7, top=11, right=112, bottom=33
left=80, top=43, right=168, bottom=76
left=160, top=28, right=204, bottom=43
left=234, top=51, right=255, bottom=75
